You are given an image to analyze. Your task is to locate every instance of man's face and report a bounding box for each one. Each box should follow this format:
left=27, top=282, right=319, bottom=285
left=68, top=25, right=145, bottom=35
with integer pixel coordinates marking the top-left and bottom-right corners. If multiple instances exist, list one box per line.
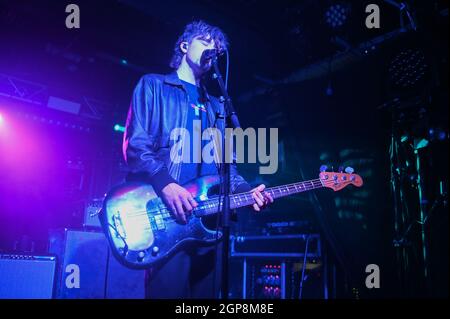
left=183, top=35, right=216, bottom=74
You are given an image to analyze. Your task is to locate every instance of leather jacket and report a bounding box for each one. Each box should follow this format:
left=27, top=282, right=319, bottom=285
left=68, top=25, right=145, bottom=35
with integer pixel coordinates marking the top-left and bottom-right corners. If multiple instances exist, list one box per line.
left=123, top=72, right=250, bottom=194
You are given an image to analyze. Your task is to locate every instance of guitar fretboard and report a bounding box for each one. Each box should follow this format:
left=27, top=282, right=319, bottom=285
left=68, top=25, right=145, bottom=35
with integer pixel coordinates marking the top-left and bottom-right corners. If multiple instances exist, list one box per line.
left=194, top=178, right=324, bottom=217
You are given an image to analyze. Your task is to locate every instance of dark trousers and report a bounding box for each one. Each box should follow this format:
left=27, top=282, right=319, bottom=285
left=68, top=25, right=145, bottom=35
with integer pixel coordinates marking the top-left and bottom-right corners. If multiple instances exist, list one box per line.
left=145, top=243, right=222, bottom=299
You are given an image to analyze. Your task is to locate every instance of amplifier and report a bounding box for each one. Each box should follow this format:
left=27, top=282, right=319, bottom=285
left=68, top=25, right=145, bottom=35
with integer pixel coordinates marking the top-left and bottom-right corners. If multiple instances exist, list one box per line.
left=229, top=258, right=325, bottom=299
left=83, top=198, right=103, bottom=228
left=0, top=254, right=56, bottom=299
left=229, top=234, right=324, bottom=299
left=230, top=234, right=321, bottom=258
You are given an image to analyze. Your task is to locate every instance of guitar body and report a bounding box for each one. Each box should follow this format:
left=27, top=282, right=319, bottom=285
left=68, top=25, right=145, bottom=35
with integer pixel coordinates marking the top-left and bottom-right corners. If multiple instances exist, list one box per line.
left=99, top=175, right=222, bottom=269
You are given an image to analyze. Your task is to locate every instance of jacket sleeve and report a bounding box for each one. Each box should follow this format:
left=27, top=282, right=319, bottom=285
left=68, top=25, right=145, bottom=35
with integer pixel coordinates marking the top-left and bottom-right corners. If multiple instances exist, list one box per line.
left=123, top=76, right=176, bottom=193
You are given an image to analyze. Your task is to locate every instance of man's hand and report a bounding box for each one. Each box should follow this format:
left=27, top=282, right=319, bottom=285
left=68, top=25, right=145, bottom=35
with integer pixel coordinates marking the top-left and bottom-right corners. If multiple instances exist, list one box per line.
left=161, top=183, right=198, bottom=224
left=251, top=184, right=274, bottom=212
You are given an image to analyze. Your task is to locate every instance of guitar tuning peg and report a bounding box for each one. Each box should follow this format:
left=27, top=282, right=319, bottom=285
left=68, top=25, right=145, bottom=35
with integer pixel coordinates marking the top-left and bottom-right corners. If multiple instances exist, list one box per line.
left=345, top=167, right=354, bottom=174
left=320, top=165, right=328, bottom=172
left=338, top=166, right=344, bottom=173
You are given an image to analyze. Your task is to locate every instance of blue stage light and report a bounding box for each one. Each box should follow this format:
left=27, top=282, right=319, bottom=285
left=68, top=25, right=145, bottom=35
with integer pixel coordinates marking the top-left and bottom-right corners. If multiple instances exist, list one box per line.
left=325, top=3, right=350, bottom=29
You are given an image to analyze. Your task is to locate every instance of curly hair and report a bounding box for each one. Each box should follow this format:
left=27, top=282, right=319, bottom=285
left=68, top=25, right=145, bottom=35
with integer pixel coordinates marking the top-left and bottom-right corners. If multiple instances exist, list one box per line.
left=169, top=20, right=229, bottom=69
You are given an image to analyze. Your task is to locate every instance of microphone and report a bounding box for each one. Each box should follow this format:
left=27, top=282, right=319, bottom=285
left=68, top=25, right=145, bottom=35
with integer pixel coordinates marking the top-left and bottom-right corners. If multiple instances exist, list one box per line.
left=200, top=49, right=217, bottom=65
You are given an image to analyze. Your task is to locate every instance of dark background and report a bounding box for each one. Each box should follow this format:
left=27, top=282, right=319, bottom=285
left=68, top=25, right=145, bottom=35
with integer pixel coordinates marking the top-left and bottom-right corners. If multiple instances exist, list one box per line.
left=0, top=0, right=448, bottom=298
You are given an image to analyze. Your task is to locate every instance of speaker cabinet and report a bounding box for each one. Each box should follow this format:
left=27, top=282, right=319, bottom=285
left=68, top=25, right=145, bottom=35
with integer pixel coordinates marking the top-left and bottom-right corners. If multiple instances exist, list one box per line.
left=48, top=228, right=145, bottom=299
left=0, top=254, right=56, bottom=299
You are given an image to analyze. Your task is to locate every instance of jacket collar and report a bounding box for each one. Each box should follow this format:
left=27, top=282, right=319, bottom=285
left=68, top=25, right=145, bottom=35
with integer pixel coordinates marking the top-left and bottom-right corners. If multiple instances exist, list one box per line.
left=163, top=71, right=183, bottom=87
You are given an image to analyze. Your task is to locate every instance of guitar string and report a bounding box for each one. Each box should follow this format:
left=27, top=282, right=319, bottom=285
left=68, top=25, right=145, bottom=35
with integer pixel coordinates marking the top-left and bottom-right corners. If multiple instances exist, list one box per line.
left=122, top=178, right=327, bottom=219
left=121, top=178, right=352, bottom=220
left=114, top=178, right=356, bottom=231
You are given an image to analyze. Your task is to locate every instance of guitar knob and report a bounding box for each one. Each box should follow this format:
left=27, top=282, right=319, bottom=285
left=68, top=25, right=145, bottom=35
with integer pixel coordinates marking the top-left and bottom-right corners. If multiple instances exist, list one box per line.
left=152, top=246, right=159, bottom=256
left=119, top=247, right=126, bottom=256
left=320, top=165, right=328, bottom=172
left=345, top=167, right=354, bottom=174
left=137, top=251, right=145, bottom=262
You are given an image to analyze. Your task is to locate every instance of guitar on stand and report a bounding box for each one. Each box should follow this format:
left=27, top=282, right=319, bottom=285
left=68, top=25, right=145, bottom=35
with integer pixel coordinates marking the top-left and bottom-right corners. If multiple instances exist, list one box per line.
left=97, top=167, right=363, bottom=269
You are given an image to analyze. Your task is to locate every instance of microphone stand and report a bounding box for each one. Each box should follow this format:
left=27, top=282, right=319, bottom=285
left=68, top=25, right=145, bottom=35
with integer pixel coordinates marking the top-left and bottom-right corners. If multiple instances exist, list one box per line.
left=210, top=53, right=240, bottom=300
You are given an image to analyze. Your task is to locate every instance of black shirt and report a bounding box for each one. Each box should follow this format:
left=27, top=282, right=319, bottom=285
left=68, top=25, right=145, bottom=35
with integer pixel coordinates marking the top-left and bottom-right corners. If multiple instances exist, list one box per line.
left=178, top=80, right=218, bottom=184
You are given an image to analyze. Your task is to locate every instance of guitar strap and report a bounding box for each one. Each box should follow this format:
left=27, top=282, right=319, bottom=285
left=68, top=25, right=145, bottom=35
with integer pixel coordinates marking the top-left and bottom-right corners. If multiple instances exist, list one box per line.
left=199, top=82, right=223, bottom=174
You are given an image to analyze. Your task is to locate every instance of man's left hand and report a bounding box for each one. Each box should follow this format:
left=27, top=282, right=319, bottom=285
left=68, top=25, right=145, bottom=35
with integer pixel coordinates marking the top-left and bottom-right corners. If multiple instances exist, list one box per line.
left=251, top=184, right=274, bottom=212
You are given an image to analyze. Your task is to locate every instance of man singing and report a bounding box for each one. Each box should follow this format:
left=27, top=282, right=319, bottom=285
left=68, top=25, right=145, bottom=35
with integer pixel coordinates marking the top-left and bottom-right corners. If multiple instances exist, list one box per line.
left=123, top=20, right=273, bottom=298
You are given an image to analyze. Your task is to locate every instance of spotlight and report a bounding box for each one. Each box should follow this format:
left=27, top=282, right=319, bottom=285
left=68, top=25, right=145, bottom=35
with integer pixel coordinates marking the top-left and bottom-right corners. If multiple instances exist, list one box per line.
left=114, top=124, right=125, bottom=132
left=428, top=128, right=449, bottom=141
left=389, top=49, right=429, bottom=89
left=325, top=3, right=351, bottom=29
left=0, top=113, right=3, bottom=124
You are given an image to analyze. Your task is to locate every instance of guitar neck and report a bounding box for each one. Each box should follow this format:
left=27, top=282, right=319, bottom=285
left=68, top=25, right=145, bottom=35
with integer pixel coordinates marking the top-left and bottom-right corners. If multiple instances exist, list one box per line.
left=195, top=178, right=324, bottom=217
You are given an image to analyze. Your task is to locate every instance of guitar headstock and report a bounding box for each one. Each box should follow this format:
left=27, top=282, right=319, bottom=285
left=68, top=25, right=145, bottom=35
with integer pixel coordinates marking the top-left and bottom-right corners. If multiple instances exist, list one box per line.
left=319, top=166, right=363, bottom=192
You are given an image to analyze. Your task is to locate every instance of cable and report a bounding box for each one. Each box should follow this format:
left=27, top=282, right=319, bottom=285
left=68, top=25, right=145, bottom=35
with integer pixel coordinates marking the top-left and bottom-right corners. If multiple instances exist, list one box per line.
left=298, top=235, right=311, bottom=299
left=225, top=49, right=230, bottom=90
left=104, top=246, right=110, bottom=298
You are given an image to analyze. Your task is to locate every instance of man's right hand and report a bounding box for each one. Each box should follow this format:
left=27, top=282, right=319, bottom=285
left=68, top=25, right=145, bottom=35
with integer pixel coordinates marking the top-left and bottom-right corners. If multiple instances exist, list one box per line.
left=161, top=183, right=198, bottom=224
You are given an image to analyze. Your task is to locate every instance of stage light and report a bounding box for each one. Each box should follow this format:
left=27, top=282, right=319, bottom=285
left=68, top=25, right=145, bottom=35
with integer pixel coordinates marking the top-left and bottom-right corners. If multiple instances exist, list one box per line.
left=325, top=3, right=351, bottom=29
left=389, top=49, right=429, bottom=89
left=428, top=128, right=449, bottom=141
left=114, top=124, right=125, bottom=132
left=438, top=131, right=448, bottom=141
left=415, top=138, right=429, bottom=150
left=0, top=113, right=3, bottom=124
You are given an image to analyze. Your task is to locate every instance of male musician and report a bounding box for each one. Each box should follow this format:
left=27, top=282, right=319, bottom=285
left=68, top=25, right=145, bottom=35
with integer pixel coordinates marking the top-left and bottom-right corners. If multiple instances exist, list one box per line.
left=123, top=20, right=273, bottom=298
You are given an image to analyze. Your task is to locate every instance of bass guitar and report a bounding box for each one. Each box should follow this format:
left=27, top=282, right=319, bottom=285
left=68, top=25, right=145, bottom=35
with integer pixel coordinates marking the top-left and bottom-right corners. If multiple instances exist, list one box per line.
left=98, top=169, right=363, bottom=269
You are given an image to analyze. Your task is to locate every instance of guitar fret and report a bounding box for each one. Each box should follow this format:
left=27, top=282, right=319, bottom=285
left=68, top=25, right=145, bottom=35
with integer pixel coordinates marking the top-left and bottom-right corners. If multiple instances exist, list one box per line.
left=195, top=178, right=326, bottom=217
